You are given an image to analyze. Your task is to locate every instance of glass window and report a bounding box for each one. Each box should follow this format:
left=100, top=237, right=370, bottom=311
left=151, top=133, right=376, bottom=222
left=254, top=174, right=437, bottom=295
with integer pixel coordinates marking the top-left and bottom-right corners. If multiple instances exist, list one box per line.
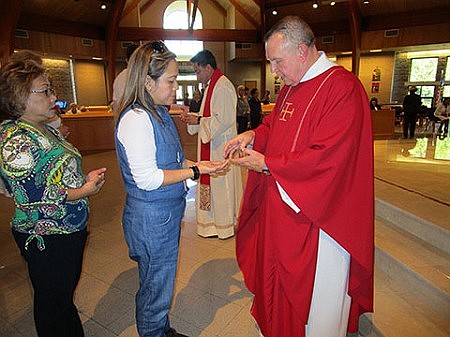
left=409, top=58, right=438, bottom=82
left=416, top=85, right=435, bottom=108
left=445, top=57, right=450, bottom=81
left=176, top=86, right=183, bottom=102
left=164, top=1, right=203, bottom=61
left=443, top=85, right=450, bottom=98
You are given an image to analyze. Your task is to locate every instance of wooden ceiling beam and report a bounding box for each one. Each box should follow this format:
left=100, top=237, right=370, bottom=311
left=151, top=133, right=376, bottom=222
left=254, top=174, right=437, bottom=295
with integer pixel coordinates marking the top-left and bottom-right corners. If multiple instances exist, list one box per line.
left=209, top=0, right=227, bottom=17
left=118, top=27, right=260, bottom=43
left=140, top=0, right=157, bottom=16
left=190, top=0, right=199, bottom=30
left=228, top=0, right=259, bottom=28
left=265, top=0, right=310, bottom=9
left=121, top=0, right=141, bottom=19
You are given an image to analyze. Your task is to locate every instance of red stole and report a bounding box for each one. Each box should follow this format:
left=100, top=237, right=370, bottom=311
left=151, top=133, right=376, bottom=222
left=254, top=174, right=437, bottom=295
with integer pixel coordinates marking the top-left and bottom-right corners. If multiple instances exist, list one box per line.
left=199, top=68, right=223, bottom=185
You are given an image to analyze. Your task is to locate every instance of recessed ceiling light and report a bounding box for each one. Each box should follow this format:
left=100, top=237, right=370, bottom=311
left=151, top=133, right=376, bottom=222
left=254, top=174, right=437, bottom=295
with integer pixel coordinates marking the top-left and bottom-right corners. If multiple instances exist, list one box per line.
left=272, top=9, right=278, bottom=15
left=312, top=1, right=319, bottom=9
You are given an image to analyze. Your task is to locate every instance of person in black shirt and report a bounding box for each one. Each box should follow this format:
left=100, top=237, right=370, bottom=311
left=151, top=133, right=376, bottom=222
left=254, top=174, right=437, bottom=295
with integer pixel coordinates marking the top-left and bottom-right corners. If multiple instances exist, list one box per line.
left=402, top=86, right=422, bottom=139
left=189, top=89, right=202, bottom=113
left=249, top=88, right=263, bottom=129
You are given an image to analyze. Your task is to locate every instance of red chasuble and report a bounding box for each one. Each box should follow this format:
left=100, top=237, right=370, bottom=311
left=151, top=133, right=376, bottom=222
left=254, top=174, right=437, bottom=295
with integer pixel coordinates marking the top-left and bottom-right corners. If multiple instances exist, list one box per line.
left=237, top=66, right=374, bottom=337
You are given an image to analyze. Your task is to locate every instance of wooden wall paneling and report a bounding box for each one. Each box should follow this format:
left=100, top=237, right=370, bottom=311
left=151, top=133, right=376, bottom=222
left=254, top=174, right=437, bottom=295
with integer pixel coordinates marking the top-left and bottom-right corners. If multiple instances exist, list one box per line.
left=397, top=23, right=450, bottom=48
left=361, top=22, right=450, bottom=51
left=17, top=13, right=105, bottom=40
left=14, top=31, right=105, bottom=58
left=315, top=33, right=352, bottom=54
left=235, top=42, right=264, bottom=59
left=364, top=6, right=450, bottom=31
left=0, top=0, right=22, bottom=66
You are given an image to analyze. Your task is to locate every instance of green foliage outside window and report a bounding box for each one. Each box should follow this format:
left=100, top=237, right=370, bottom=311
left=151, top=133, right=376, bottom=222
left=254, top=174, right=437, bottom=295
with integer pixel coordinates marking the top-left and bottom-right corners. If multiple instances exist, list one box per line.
left=409, top=58, right=438, bottom=82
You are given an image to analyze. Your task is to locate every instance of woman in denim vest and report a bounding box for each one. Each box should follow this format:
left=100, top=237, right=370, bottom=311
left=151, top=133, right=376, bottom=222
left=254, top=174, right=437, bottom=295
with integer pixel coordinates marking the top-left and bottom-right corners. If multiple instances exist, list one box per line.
left=115, top=42, right=226, bottom=337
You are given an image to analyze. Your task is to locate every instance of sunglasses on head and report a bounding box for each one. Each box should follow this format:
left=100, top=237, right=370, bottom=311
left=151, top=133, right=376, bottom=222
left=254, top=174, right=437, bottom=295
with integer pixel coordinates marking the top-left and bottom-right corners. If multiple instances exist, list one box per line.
left=150, top=41, right=167, bottom=54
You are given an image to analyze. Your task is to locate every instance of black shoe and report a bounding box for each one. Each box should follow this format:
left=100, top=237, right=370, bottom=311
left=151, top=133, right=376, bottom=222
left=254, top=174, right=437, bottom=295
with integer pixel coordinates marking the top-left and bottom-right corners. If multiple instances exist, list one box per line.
left=165, top=327, right=189, bottom=337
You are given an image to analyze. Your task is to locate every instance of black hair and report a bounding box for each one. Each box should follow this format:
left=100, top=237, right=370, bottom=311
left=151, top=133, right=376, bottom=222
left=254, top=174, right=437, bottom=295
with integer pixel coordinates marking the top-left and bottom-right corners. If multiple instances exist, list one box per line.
left=190, top=50, right=217, bottom=69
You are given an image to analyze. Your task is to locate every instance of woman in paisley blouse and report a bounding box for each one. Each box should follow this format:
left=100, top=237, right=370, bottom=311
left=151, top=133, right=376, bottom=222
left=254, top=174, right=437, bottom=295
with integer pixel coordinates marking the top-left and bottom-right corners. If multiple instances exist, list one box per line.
left=0, top=50, right=106, bottom=337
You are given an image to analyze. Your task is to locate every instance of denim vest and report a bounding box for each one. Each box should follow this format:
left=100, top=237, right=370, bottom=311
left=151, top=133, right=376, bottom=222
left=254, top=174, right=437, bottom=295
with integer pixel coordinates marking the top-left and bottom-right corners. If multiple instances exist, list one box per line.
left=115, top=104, right=187, bottom=202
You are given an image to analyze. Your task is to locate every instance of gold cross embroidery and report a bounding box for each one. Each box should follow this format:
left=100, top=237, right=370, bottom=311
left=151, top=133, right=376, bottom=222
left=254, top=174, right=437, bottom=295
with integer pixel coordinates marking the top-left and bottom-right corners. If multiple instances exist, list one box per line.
left=280, top=102, right=295, bottom=121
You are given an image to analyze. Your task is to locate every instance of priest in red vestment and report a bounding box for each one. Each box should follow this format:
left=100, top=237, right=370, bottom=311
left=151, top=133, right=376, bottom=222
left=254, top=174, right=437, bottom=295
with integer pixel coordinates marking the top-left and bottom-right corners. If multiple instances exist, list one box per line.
left=224, top=16, right=374, bottom=337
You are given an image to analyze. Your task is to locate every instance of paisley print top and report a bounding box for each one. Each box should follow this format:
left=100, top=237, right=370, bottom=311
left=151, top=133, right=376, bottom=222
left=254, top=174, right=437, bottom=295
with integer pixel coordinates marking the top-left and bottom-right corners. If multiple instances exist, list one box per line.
left=0, top=120, right=89, bottom=250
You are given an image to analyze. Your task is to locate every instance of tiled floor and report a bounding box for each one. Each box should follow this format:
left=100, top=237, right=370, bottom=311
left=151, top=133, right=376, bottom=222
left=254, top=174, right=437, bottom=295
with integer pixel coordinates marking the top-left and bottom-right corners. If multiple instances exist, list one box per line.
left=1, top=133, right=449, bottom=337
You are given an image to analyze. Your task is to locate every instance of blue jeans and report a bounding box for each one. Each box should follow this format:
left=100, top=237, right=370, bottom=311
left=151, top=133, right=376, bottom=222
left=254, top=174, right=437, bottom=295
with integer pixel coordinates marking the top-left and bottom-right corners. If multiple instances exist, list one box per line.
left=122, top=196, right=186, bottom=337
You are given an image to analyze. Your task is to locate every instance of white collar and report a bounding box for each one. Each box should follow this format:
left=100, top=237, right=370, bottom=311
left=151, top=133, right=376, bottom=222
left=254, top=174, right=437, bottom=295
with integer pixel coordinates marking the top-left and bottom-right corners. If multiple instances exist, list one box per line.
left=301, top=51, right=337, bottom=83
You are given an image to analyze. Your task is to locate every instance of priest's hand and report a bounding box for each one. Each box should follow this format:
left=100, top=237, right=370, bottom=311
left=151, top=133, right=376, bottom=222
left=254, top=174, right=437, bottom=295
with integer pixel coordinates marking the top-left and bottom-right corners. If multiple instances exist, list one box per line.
left=180, top=110, right=199, bottom=125
left=223, top=130, right=255, bottom=159
left=228, top=147, right=265, bottom=173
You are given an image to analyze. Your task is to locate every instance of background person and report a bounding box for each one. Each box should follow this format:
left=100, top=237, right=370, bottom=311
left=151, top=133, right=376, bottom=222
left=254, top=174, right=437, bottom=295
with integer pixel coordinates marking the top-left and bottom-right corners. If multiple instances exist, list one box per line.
left=261, top=89, right=271, bottom=104
left=236, top=84, right=250, bottom=133
left=115, top=42, right=226, bottom=337
left=112, top=43, right=139, bottom=114
left=224, top=16, right=374, bottom=337
left=369, top=97, right=381, bottom=111
left=402, top=86, right=422, bottom=139
left=0, top=50, right=106, bottom=337
left=189, top=89, right=202, bottom=113
left=248, top=87, right=263, bottom=129
left=434, top=97, right=449, bottom=136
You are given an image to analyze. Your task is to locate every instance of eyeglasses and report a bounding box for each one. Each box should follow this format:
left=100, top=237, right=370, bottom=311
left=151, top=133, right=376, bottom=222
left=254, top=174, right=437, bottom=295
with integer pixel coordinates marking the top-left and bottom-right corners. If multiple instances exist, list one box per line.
left=30, top=88, right=56, bottom=97
left=150, top=41, right=167, bottom=54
